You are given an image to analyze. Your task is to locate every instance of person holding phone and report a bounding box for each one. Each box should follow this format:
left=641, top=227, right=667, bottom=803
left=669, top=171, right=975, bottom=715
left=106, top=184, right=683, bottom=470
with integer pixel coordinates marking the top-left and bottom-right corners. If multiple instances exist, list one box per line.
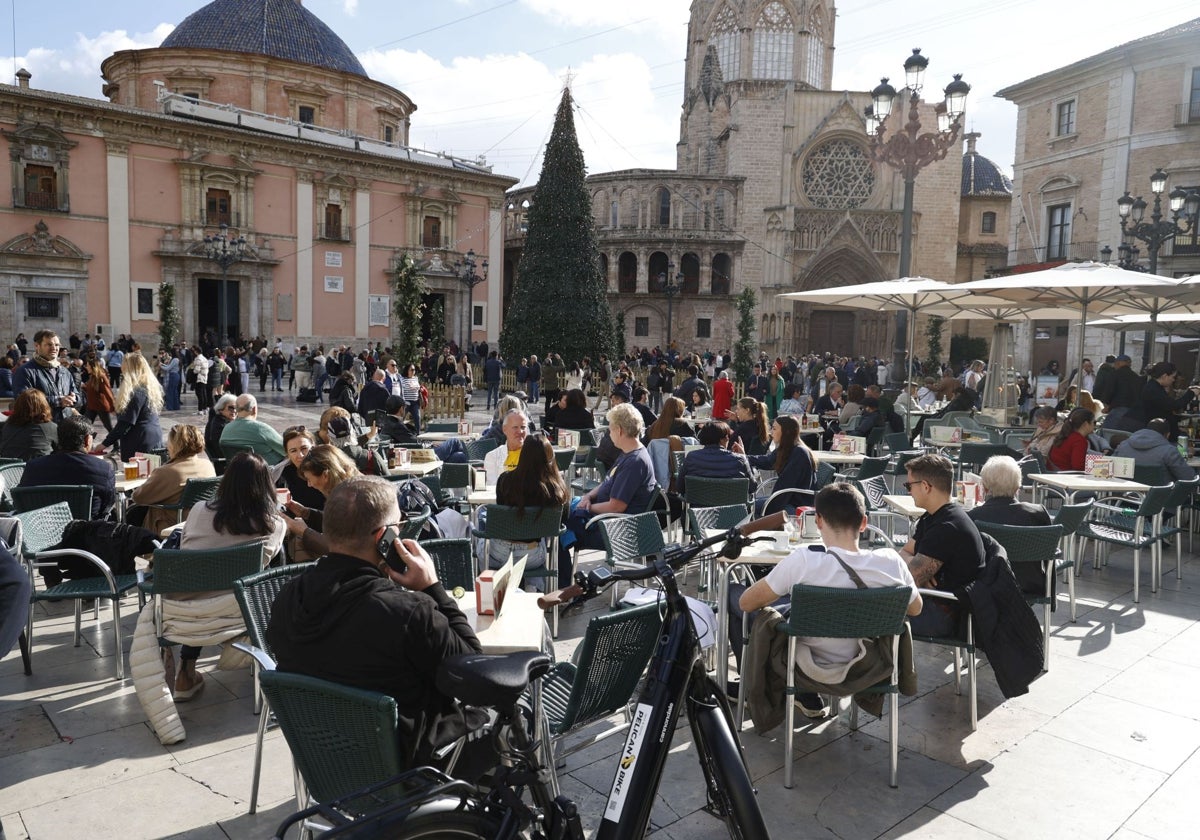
left=267, top=476, right=486, bottom=771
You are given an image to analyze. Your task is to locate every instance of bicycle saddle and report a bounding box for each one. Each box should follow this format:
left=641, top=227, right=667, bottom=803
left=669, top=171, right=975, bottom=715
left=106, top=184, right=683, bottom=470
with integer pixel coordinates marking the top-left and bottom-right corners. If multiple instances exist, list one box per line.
left=437, top=651, right=552, bottom=708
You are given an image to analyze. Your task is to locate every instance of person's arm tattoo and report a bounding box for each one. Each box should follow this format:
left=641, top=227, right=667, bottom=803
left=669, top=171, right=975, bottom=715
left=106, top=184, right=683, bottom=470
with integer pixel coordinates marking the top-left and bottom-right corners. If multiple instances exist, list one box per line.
left=907, top=553, right=944, bottom=588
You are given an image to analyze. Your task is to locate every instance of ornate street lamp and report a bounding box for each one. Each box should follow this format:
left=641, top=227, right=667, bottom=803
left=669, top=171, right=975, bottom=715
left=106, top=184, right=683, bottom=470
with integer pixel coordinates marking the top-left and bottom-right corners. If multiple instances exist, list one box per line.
left=202, top=223, right=248, bottom=346
left=866, top=49, right=969, bottom=382
left=660, top=261, right=684, bottom=350
left=453, top=248, right=489, bottom=352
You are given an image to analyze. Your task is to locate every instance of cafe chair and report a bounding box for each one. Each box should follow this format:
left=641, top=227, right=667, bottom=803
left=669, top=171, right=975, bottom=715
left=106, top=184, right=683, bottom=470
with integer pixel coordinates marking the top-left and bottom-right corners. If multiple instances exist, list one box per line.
left=425, top=421, right=458, bottom=433
left=588, top=511, right=671, bottom=607
left=474, top=504, right=566, bottom=636
left=232, top=562, right=316, bottom=814
left=463, top=437, right=500, bottom=461
left=147, top=476, right=222, bottom=525
left=842, top=454, right=889, bottom=482
left=421, top=539, right=476, bottom=592
left=776, top=583, right=913, bottom=788
left=910, top=588, right=978, bottom=733
left=1076, top=484, right=1174, bottom=602
left=1051, top=500, right=1094, bottom=619
left=1158, top=476, right=1198, bottom=587
left=11, top=485, right=94, bottom=521
left=0, top=462, right=24, bottom=511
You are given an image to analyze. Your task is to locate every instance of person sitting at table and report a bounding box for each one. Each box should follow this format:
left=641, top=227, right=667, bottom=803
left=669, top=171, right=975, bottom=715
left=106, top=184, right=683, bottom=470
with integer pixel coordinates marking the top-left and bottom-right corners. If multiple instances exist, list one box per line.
left=1023, top=405, right=1062, bottom=461
left=1113, top=417, right=1198, bottom=481
left=676, top=421, right=753, bottom=497
left=128, top=424, right=216, bottom=534
left=0, top=389, right=58, bottom=461
left=173, top=451, right=287, bottom=700
left=267, top=476, right=487, bottom=773
left=378, top=397, right=469, bottom=464
left=1126, top=360, right=1200, bottom=440
left=840, top=384, right=865, bottom=428
left=748, top=415, right=816, bottom=516
left=19, top=416, right=115, bottom=520
left=967, top=456, right=1052, bottom=527
left=482, top=395, right=527, bottom=444
left=1048, top=408, right=1096, bottom=472
left=271, top=426, right=324, bottom=563
left=558, top=403, right=658, bottom=587
left=813, top=381, right=844, bottom=425
left=1055, top=384, right=1079, bottom=413
left=484, top=409, right=529, bottom=485
left=283, top=445, right=360, bottom=553
left=204, top=394, right=237, bottom=461
left=778, top=383, right=810, bottom=417
left=630, top=385, right=657, bottom=428
left=484, top=433, right=570, bottom=571
left=689, top=385, right=712, bottom=422
left=900, top=454, right=986, bottom=637
left=729, top=398, right=770, bottom=456
left=553, top=388, right=595, bottom=433
left=98, top=352, right=164, bottom=462
left=730, top=482, right=923, bottom=717
left=643, top=396, right=693, bottom=443
left=323, top=412, right=388, bottom=476
left=219, top=393, right=285, bottom=464
left=848, top=396, right=887, bottom=440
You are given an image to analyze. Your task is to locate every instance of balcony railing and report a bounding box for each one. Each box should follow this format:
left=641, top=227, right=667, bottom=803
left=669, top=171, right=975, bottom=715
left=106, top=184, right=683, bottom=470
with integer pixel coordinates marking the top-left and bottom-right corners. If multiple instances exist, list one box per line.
left=1176, top=102, right=1200, bottom=125
left=200, top=209, right=241, bottom=228
left=318, top=223, right=351, bottom=242
left=13, top=188, right=69, bottom=212
left=1003, top=241, right=1102, bottom=268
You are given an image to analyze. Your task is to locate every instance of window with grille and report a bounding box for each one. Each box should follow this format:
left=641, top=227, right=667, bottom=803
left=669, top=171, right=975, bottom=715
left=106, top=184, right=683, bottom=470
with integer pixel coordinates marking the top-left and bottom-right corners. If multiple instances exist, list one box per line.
left=206, top=188, right=232, bottom=226
left=696, top=318, right=712, bottom=339
left=136, top=288, right=154, bottom=315
left=26, top=296, right=60, bottom=319
left=1046, top=204, right=1071, bottom=260
left=1056, top=100, right=1076, bottom=136
left=802, top=139, right=875, bottom=210
left=802, top=6, right=825, bottom=87
left=981, top=211, right=997, bottom=234
left=711, top=5, right=740, bottom=80
left=752, top=2, right=794, bottom=80
left=634, top=317, right=649, bottom=337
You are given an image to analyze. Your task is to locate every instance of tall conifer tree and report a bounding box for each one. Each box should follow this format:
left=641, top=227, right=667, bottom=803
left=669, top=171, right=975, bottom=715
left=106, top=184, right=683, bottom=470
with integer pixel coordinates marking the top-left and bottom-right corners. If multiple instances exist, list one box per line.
left=500, top=87, right=613, bottom=363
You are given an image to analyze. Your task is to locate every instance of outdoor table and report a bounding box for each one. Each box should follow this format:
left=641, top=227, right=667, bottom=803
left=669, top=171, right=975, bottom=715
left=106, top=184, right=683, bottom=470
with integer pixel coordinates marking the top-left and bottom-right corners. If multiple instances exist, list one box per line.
left=114, top=475, right=149, bottom=522
left=883, top=494, right=925, bottom=519
left=1028, top=473, right=1149, bottom=505
left=815, top=451, right=866, bottom=466
left=417, top=431, right=479, bottom=442
left=389, top=459, right=442, bottom=477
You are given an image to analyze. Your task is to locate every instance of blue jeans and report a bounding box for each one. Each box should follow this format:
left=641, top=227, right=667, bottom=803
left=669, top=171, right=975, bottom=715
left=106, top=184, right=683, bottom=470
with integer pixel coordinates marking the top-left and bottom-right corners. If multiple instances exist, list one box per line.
left=529, top=380, right=540, bottom=402
left=272, top=369, right=283, bottom=390
left=314, top=372, right=329, bottom=401
left=433, top=439, right=468, bottom=463
left=406, top=400, right=422, bottom=432
left=486, top=382, right=500, bottom=410
left=558, top=506, right=604, bottom=587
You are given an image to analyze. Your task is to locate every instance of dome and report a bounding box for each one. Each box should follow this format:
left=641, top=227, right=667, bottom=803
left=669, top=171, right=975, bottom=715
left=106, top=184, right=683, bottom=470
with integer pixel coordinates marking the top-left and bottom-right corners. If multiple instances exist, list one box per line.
left=961, top=133, right=1012, bottom=198
left=162, top=0, right=367, bottom=78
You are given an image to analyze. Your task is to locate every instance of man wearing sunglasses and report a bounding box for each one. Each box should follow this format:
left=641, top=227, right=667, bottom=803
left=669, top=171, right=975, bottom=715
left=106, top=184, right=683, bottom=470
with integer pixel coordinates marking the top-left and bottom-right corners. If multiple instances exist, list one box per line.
left=899, top=454, right=985, bottom=637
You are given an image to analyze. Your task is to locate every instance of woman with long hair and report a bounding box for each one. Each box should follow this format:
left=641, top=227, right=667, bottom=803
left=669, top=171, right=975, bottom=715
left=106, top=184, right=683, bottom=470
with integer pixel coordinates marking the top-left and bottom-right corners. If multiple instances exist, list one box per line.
left=399, top=362, right=423, bottom=432
left=99, top=352, right=164, bottom=460
left=554, top=388, right=595, bottom=431
left=765, top=367, right=785, bottom=420
left=644, top=395, right=694, bottom=442
left=485, top=434, right=570, bottom=570
left=273, top=426, right=324, bottom=562
left=729, top=397, right=770, bottom=455
left=0, top=389, right=58, bottom=460
left=690, top=385, right=712, bottom=421
left=283, top=445, right=361, bottom=556
left=130, top=424, right=216, bottom=534
left=174, top=451, right=287, bottom=699
left=1048, top=408, right=1096, bottom=472
left=82, top=355, right=116, bottom=432
left=162, top=350, right=182, bottom=411
left=748, top=415, right=817, bottom=515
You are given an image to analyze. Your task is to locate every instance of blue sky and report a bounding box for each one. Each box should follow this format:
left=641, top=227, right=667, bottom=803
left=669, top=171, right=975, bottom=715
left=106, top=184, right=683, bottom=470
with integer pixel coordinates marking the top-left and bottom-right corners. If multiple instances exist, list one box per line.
left=2, top=0, right=1197, bottom=187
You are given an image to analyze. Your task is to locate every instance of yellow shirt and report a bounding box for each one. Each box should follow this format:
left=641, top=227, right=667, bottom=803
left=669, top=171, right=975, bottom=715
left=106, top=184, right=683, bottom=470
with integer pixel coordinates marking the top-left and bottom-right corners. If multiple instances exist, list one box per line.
left=504, top=448, right=520, bottom=471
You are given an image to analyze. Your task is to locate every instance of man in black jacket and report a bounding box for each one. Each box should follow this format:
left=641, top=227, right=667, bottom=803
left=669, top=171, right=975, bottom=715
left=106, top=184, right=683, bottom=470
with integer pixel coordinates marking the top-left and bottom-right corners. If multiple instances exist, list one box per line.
left=20, top=416, right=116, bottom=521
left=267, top=476, right=483, bottom=767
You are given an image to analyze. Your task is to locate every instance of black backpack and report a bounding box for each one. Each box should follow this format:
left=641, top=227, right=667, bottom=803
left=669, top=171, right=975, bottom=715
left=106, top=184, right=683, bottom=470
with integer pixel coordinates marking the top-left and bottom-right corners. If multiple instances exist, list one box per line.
left=394, top=479, right=444, bottom=539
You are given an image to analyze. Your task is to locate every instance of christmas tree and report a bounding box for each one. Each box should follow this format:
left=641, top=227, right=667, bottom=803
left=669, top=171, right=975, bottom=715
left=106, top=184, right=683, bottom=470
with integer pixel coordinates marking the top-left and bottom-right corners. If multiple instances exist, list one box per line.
left=500, top=87, right=613, bottom=364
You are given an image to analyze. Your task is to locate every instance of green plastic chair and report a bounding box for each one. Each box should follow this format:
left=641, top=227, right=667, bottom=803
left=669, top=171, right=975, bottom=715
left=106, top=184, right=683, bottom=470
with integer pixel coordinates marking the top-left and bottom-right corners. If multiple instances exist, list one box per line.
left=843, top=455, right=889, bottom=482
left=18, top=502, right=140, bottom=680
left=1157, top=476, right=1198, bottom=587
left=589, top=511, right=667, bottom=607
left=680, top=475, right=753, bottom=508
left=147, top=476, right=222, bottom=525
left=220, top=443, right=257, bottom=460
left=232, top=562, right=316, bottom=814
left=1077, top=484, right=1174, bottom=602
left=463, top=437, right=500, bottom=462
left=421, top=539, right=476, bottom=591
left=11, top=485, right=94, bottom=521
left=974, top=522, right=1065, bottom=671
left=909, top=585, right=978, bottom=733
left=540, top=601, right=663, bottom=765
left=1132, top=463, right=1170, bottom=487
left=475, top=504, right=567, bottom=636
left=686, top=504, right=752, bottom=542
left=777, top=584, right=913, bottom=788
left=426, top=421, right=458, bottom=433
left=146, top=543, right=266, bottom=597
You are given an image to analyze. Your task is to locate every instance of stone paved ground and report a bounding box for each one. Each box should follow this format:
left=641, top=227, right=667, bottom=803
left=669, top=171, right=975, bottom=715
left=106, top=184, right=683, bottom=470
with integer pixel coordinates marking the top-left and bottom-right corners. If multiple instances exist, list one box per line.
left=2, top=387, right=1199, bottom=839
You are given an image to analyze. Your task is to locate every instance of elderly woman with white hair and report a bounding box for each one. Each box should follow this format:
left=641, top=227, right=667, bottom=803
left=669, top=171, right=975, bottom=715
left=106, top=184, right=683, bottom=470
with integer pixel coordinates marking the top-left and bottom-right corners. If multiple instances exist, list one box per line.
left=967, top=455, right=1052, bottom=527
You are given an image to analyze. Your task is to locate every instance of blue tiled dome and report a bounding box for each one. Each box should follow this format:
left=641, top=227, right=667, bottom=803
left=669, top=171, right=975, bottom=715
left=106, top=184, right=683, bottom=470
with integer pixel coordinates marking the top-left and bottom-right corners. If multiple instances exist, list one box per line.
left=162, top=0, right=367, bottom=78
left=961, top=137, right=1012, bottom=198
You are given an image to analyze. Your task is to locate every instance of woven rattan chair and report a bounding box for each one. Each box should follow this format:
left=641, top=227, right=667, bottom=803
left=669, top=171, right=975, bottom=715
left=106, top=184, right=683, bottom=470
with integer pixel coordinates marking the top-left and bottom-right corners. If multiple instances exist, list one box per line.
left=540, top=601, right=662, bottom=765
left=463, top=437, right=500, bottom=461
left=18, top=502, right=140, bottom=680
left=686, top=504, right=752, bottom=542
left=588, top=511, right=667, bottom=607
left=975, top=522, right=1066, bottom=671
left=842, top=454, right=889, bottom=482
left=1157, top=476, right=1197, bottom=587
left=956, top=442, right=1020, bottom=480
left=777, top=584, right=913, bottom=788
left=232, top=562, right=316, bottom=814
left=146, top=476, right=222, bottom=525
left=11, top=485, right=94, bottom=521
left=421, top=539, right=476, bottom=591
left=398, top=507, right=431, bottom=541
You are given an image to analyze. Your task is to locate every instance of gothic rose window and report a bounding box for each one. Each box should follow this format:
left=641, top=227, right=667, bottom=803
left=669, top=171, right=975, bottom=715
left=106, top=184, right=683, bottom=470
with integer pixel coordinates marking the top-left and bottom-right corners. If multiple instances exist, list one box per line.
left=802, top=139, right=875, bottom=209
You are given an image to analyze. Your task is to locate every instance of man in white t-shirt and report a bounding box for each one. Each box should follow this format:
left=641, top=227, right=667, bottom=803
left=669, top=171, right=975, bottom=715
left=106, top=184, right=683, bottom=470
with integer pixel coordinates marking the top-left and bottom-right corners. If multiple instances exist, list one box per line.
left=733, top=482, right=923, bottom=718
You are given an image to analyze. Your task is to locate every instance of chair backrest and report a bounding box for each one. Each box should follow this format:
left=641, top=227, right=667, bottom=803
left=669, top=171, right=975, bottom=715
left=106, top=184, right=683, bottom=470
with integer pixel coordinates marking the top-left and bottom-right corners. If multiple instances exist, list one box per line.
left=815, top=461, right=837, bottom=488
left=464, top=437, right=500, bottom=461
left=973, top=522, right=1063, bottom=596
left=12, top=485, right=94, bottom=521
left=421, top=538, right=476, bottom=590
left=258, top=669, right=403, bottom=806
left=439, top=462, right=472, bottom=491
left=687, top=504, right=751, bottom=541
left=594, top=511, right=665, bottom=565
left=426, top=421, right=458, bottom=432
left=1132, top=463, right=1170, bottom=487
left=1052, top=500, right=1094, bottom=536
left=482, top=504, right=567, bottom=541
left=177, top=476, right=222, bottom=509
left=884, top=432, right=911, bottom=456
left=12, top=502, right=72, bottom=556
left=399, top=507, right=431, bottom=540
left=958, top=442, right=1018, bottom=474
left=233, top=563, right=315, bottom=659
left=865, top=426, right=887, bottom=457
left=554, top=447, right=575, bottom=473
left=548, top=601, right=663, bottom=734
left=783, top=584, right=912, bottom=638
left=852, top=476, right=890, bottom=512
left=220, top=443, right=256, bottom=460
left=683, top=475, right=753, bottom=508
left=1133, top=484, right=1177, bottom=518
left=852, top=455, right=890, bottom=482
left=150, top=542, right=266, bottom=594
left=1165, top=476, right=1198, bottom=510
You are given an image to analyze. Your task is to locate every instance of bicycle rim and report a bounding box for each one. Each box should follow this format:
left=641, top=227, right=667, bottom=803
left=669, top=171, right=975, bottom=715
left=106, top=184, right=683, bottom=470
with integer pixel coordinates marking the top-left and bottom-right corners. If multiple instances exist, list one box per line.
left=367, top=809, right=504, bottom=840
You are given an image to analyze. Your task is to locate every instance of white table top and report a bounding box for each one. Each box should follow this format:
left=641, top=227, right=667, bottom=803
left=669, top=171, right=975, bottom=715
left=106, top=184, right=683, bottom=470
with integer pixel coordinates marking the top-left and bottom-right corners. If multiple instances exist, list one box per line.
left=1028, top=473, right=1149, bottom=493
left=883, top=494, right=926, bottom=518
left=115, top=476, right=149, bottom=493
left=467, top=488, right=497, bottom=506
left=390, top=459, right=442, bottom=476
left=417, top=431, right=479, bottom=442
left=452, top=588, right=546, bottom=654
left=704, top=529, right=822, bottom=563
left=816, top=451, right=866, bottom=464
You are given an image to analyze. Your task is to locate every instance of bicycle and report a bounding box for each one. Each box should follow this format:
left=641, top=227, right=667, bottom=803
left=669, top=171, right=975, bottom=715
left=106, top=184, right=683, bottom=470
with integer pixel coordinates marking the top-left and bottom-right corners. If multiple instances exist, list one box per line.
left=272, top=526, right=774, bottom=840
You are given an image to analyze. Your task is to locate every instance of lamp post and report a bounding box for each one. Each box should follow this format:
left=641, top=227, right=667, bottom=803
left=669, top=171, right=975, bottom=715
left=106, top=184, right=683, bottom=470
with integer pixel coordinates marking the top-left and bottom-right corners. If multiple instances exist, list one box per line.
left=660, top=261, right=683, bottom=350
left=202, top=223, right=248, bottom=346
left=453, top=248, right=488, bottom=353
left=865, top=49, right=969, bottom=382
left=1114, top=170, right=1200, bottom=366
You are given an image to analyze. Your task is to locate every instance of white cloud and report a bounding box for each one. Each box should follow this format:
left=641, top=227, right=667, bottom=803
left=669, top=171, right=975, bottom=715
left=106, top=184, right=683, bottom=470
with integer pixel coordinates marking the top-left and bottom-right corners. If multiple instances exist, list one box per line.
left=519, top=0, right=690, bottom=43
left=342, top=0, right=359, bottom=15
left=3, top=24, right=173, bottom=98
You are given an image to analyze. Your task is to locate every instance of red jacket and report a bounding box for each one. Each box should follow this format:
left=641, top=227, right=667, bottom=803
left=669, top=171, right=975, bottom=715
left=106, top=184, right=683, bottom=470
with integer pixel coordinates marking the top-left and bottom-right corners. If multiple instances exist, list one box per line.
left=712, top=377, right=734, bottom=421
left=1048, top=431, right=1088, bottom=472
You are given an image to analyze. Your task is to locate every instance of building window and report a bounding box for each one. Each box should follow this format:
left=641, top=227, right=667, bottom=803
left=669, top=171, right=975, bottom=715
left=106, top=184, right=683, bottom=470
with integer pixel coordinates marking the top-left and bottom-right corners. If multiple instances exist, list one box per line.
left=1046, top=204, right=1071, bottom=260
left=618, top=252, right=637, bottom=294
left=752, top=2, right=794, bottom=80
left=1175, top=185, right=1200, bottom=255
left=384, top=124, right=395, bottom=143
left=206, top=188, right=232, bottom=226
left=422, top=216, right=442, bottom=248
left=183, top=91, right=200, bottom=101
left=802, top=139, right=875, bottom=210
left=23, top=164, right=58, bottom=211
left=711, top=4, right=740, bottom=80
left=802, top=6, right=825, bottom=87
left=8, top=126, right=75, bottom=212
left=26, top=296, right=60, bottom=319
left=712, top=253, right=732, bottom=295
left=654, top=188, right=671, bottom=227
left=634, top=317, right=650, bottom=337
left=696, top=318, right=712, bottom=339
left=298, top=105, right=315, bottom=125
left=981, top=211, right=997, bottom=234
left=610, top=200, right=618, bottom=228
left=136, top=288, right=154, bottom=316
left=322, top=204, right=347, bottom=240
left=1190, top=68, right=1200, bottom=123
left=1056, top=99, right=1076, bottom=136
left=473, top=304, right=485, bottom=327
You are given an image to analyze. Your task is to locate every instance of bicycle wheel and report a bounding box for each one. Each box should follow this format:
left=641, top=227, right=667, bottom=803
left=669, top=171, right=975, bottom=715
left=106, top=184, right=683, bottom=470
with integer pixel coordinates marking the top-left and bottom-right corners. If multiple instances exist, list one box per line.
left=368, top=809, right=502, bottom=840
left=693, top=700, right=770, bottom=839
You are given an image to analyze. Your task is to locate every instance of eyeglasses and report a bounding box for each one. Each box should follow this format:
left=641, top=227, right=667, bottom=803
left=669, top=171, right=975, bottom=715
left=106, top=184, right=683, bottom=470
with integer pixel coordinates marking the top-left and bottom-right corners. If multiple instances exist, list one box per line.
left=284, top=425, right=308, bottom=435
left=902, top=480, right=929, bottom=492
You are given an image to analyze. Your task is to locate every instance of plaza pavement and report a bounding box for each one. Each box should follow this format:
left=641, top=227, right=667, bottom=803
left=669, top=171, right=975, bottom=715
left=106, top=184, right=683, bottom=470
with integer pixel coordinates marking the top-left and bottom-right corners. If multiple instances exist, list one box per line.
left=2, top=387, right=1199, bottom=839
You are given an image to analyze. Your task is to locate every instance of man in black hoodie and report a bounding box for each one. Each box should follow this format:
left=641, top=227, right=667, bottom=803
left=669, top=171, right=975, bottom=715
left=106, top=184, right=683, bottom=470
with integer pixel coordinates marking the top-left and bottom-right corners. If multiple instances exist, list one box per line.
left=267, top=476, right=482, bottom=767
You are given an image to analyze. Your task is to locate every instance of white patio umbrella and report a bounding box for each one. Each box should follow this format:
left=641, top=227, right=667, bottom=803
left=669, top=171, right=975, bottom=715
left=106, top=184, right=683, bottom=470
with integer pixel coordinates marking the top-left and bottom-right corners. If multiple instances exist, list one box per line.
left=958, top=261, right=1188, bottom=376
left=1088, top=312, right=1200, bottom=362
